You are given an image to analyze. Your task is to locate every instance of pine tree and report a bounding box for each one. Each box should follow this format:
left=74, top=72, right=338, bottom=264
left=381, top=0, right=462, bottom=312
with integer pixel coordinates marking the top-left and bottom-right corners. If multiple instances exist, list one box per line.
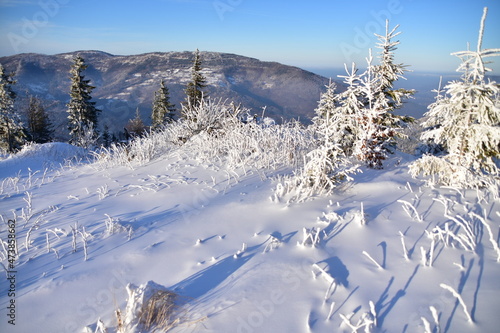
left=0, top=63, right=25, bottom=153
left=410, top=7, right=500, bottom=188
left=67, top=55, right=101, bottom=146
left=183, top=49, right=207, bottom=118
left=26, top=95, right=53, bottom=143
left=151, top=79, right=176, bottom=130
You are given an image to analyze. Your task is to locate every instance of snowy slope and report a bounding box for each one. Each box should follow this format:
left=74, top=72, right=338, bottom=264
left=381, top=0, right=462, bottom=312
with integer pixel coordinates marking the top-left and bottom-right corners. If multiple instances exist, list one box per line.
left=0, top=143, right=499, bottom=333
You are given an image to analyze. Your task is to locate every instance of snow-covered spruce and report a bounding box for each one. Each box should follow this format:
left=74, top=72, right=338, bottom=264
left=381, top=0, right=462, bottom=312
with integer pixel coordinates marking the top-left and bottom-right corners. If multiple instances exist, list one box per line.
left=410, top=7, right=500, bottom=189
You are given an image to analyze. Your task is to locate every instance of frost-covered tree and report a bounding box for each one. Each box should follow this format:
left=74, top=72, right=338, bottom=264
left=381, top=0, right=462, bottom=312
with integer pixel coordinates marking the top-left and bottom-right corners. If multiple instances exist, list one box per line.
left=67, top=55, right=100, bottom=146
left=373, top=21, right=414, bottom=116
left=354, top=50, right=393, bottom=169
left=286, top=71, right=361, bottom=199
left=0, top=63, right=25, bottom=152
left=151, top=80, right=176, bottom=130
left=26, top=95, right=53, bottom=143
left=314, top=65, right=364, bottom=156
left=354, top=22, right=413, bottom=169
left=409, top=7, right=500, bottom=188
left=183, top=49, right=207, bottom=118
left=125, top=107, right=147, bottom=138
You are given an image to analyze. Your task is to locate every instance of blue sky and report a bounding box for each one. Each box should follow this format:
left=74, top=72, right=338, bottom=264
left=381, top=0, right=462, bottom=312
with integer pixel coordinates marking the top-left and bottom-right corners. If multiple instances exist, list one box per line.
left=1, top=0, right=499, bottom=73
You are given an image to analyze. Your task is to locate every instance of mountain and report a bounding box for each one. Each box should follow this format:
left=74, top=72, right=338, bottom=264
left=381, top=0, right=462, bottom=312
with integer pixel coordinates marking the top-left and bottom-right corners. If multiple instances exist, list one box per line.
left=0, top=51, right=333, bottom=139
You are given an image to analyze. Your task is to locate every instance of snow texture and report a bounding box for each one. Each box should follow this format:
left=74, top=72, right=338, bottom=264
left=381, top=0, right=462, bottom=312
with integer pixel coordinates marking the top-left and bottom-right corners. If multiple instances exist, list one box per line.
left=1, top=136, right=499, bottom=333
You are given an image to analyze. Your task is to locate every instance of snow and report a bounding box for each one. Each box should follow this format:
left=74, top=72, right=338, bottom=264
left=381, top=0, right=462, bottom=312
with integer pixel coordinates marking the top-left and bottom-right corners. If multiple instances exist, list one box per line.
left=0, top=142, right=499, bottom=333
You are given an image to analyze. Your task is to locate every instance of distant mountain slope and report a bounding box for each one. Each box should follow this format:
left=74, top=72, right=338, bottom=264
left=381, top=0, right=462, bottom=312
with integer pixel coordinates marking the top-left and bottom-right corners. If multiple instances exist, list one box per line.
left=0, top=51, right=334, bottom=139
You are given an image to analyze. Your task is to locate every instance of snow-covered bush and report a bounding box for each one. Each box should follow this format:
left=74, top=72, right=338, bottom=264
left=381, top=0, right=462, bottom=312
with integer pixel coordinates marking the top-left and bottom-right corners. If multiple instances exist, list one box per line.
left=94, top=97, right=312, bottom=176
left=409, top=8, right=500, bottom=189
left=120, top=281, right=183, bottom=333
left=189, top=117, right=312, bottom=172
left=86, top=281, right=189, bottom=333
left=180, top=96, right=242, bottom=138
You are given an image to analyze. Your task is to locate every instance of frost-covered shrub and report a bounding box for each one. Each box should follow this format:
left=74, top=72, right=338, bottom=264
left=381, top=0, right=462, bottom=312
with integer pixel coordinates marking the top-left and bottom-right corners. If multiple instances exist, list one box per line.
left=103, top=281, right=187, bottom=333
left=410, top=8, right=500, bottom=188
left=189, top=117, right=312, bottom=172
left=93, top=97, right=312, bottom=174
left=396, top=120, right=424, bottom=155
left=180, top=97, right=242, bottom=138
left=272, top=141, right=359, bottom=203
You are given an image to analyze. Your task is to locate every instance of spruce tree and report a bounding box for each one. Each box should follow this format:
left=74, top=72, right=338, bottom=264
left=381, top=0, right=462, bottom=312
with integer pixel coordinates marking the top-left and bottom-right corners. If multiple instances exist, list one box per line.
left=354, top=21, right=413, bottom=168
left=67, top=55, right=100, bottom=146
left=354, top=50, right=391, bottom=169
left=313, top=65, right=364, bottom=157
left=151, top=80, right=176, bottom=130
left=101, top=124, right=111, bottom=148
left=410, top=7, right=500, bottom=187
left=373, top=21, right=414, bottom=114
left=183, top=49, right=207, bottom=118
left=26, top=95, right=53, bottom=143
left=0, top=63, right=25, bottom=153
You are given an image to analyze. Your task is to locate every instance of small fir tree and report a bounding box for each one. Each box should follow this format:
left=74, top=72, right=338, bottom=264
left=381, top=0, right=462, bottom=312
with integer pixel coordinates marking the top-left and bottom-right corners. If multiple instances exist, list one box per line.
left=0, top=63, right=25, bottom=152
left=26, top=95, right=53, bottom=143
left=354, top=50, right=392, bottom=169
left=354, top=21, right=413, bottom=169
left=314, top=64, right=364, bottom=156
left=183, top=49, right=207, bottom=118
left=67, top=55, right=101, bottom=146
left=101, top=124, right=111, bottom=147
left=125, top=107, right=146, bottom=137
left=373, top=21, right=415, bottom=115
left=410, top=7, right=500, bottom=187
left=151, top=80, right=176, bottom=130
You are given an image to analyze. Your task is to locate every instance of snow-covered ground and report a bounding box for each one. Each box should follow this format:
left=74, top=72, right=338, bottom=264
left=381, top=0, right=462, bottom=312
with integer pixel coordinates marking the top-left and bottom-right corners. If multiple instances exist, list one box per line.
left=0, top=142, right=499, bottom=333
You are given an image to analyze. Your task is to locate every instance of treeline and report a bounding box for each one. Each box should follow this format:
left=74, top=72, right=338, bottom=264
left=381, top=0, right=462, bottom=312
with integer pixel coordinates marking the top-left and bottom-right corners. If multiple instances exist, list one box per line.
left=0, top=49, right=207, bottom=152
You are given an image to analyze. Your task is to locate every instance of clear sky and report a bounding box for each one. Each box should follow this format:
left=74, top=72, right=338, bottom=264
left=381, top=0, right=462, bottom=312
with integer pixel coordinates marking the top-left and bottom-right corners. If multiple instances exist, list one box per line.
left=1, top=0, right=499, bottom=73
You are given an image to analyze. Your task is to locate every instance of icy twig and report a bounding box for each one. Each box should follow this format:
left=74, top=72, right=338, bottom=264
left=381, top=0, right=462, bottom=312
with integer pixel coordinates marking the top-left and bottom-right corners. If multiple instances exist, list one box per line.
left=299, top=227, right=324, bottom=247
left=78, top=226, right=90, bottom=261
left=470, top=210, right=500, bottom=262
left=71, top=223, right=79, bottom=253
left=420, top=246, right=428, bottom=266
left=234, top=242, right=247, bottom=258
left=397, top=199, right=422, bottom=222
left=430, top=306, right=440, bottom=333
left=362, top=251, right=383, bottom=270
left=326, top=302, right=336, bottom=321
left=97, top=184, right=110, bottom=200
left=46, top=234, right=51, bottom=254
left=421, top=316, right=432, bottom=333
left=357, top=202, right=366, bottom=226
left=399, top=231, right=409, bottom=261
left=312, top=263, right=335, bottom=284
left=369, top=301, right=377, bottom=327
left=25, top=224, right=38, bottom=251
left=262, top=236, right=281, bottom=253
left=428, top=238, right=436, bottom=267
left=439, top=283, right=473, bottom=323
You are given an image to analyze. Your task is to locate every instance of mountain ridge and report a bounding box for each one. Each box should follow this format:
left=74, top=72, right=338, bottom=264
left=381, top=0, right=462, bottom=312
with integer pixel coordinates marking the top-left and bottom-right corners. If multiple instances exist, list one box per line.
left=0, top=50, right=334, bottom=139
